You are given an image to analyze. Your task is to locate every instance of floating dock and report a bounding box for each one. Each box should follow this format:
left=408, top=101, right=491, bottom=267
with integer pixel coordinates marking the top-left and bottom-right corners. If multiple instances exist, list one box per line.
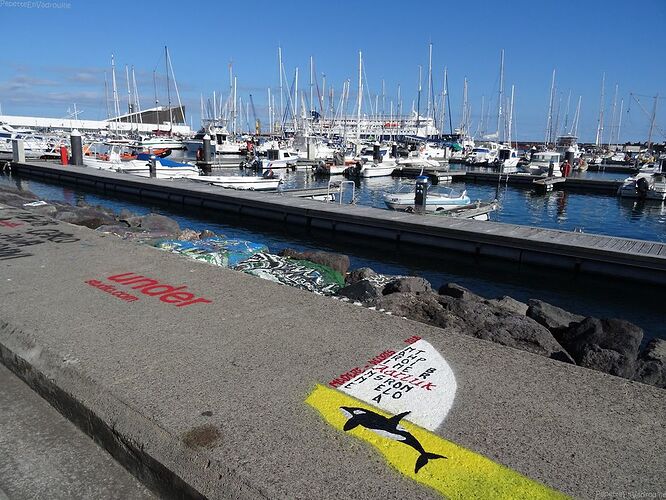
left=6, top=160, right=666, bottom=285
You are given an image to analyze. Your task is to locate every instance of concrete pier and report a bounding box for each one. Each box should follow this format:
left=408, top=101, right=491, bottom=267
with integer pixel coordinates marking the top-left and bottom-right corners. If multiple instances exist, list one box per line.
left=0, top=203, right=664, bottom=499
left=7, top=160, right=666, bottom=285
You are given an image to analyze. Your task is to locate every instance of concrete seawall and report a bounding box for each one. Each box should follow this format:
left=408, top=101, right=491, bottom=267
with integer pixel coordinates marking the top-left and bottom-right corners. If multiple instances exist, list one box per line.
left=0, top=203, right=664, bottom=498
left=7, top=161, right=666, bottom=285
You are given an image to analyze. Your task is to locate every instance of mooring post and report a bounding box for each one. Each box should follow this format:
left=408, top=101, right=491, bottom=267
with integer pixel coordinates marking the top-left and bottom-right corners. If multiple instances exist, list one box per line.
left=199, top=134, right=212, bottom=175
left=70, top=129, right=83, bottom=166
left=12, top=139, right=25, bottom=163
left=415, top=175, right=429, bottom=214
left=149, top=155, right=157, bottom=178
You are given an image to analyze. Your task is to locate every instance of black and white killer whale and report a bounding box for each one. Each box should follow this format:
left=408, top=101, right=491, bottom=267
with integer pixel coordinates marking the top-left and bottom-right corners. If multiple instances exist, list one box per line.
left=340, top=406, right=446, bottom=473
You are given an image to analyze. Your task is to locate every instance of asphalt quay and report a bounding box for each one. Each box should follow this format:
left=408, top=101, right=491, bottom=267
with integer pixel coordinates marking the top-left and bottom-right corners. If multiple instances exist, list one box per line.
left=0, top=203, right=664, bottom=499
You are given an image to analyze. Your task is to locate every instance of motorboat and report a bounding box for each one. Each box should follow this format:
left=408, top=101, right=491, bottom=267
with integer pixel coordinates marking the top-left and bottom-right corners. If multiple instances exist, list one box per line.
left=131, top=134, right=184, bottom=151
left=555, top=135, right=581, bottom=161
left=397, top=153, right=441, bottom=169
left=604, top=151, right=631, bottom=165
left=260, top=147, right=300, bottom=170
left=466, top=142, right=500, bottom=165
left=618, top=163, right=666, bottom=200
left=497, top=145, right=521, bottom=172
left=383, top=183, right=471, bottom=212
left=117, top=153, right=200, bottom=178
left=359, top=160, right=397, bottom=178
left=187, top=175, right=282, bottom=191
left=526, top=151, right=562, bottom=176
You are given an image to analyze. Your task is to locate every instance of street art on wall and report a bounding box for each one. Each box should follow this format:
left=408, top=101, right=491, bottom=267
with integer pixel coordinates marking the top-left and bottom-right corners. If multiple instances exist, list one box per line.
left=306, top=336, right=568, bottom=499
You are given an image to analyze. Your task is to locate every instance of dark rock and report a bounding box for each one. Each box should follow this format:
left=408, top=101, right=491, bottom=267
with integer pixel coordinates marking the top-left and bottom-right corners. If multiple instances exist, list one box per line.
left=336, top=279, right=384, bottom=305
left=23, top=203, right=57, bottom=216
left=54, top=206, right=116, bottom=229
left=438, top=282, right=483, bottom=301
left=124, top=214, right=180, bottom=234
left=558, top=318, right=643, bottom=378
left=376, top=292, right=461, bottom=329
left=345, top=267, right=378, bottom=285
left=486, top=296, right=528, bottom=316
left=437, top=295, right=573, bottom=362
left=0, top=186, right=39, bottom=207
left=376, top=292, right=573, bottom=362
left=279, top=248, right=350, bottom=275
left=178, top=229, right=200, bottom=241
left=96, top=224, right=135, bottom=235
left=526, top=299, right=584, bottom=334
left=633, top=339, right=666, bottom=389
left=383, top=276, right=432, bottom=295
left=118, top=209, right=135, bottom=220
left=199, top=229, right=217, bottom=239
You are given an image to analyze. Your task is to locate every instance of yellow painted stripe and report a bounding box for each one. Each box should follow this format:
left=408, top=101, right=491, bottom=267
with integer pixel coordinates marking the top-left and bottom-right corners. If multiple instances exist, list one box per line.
left=306, top=384, right=568, bottom=499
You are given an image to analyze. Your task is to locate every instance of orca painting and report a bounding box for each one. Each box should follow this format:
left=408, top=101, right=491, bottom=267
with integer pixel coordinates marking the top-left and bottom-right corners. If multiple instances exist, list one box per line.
left=340, top=406, right=446, bottom=473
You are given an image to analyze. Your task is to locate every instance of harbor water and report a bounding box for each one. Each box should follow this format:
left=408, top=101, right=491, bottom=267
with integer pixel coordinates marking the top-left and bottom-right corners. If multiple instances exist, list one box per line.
left=1, top=169, right=664, bottom=344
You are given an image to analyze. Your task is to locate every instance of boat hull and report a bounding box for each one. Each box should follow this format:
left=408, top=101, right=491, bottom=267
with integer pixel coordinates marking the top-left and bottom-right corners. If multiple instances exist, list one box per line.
left=188, top=176, right=281, bottom=191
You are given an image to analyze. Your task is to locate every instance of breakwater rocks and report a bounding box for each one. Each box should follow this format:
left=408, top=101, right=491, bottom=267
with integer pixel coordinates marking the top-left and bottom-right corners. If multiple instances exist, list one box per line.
left=336, top=271, right=665, bottom=388
left=2, top=184, right=663, bottom=389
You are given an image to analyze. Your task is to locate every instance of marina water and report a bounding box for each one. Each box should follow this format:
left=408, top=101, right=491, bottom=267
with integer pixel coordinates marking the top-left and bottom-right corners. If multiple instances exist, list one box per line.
left=2, top=169, right=663, bottom=344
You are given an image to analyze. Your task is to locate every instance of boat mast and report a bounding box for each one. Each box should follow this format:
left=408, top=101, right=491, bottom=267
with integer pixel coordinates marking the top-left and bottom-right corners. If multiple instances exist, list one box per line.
left=166, top=46, right=184, bottom=127
left=165, top=46, right=173, bottom=129
left=293, top=67, right=299, bottom=131
left=268, top=87, right=272, bottom=134
left=278, top=46, right=284, bottom=135
left=426, top=42, right=433, bottom=123
left=616, top=98, right=624, bottom=146
left=309, top=55, right=314, bottom=118
left=125, top=65, right=132, bottom=131
left=594, top=73, right=605, bottom=148
left=608, top=83, right=618, bottom=149
left=200, top=94, right=204, bottom=125
left=357, top=51, right=362, bottom=140
left=111, top=54, right=121, bottom=121
left=496, top=49, right=504, bottom=142
left=508, top=84, right=515, bottom=148
left=461, top=77, right=468, bottom=136
left=562, top=89, right=572, bottom=136
left=445, top=67, right=452, bottom=135
left=104, top=71, right=110, bottom=120
left=416, top=65, right=422, bottom=135
left=571, top=95, right=582, bottom=137
left=545, top=69, right=555, bottom=146
left=233, top=76, right=238, bottom=135
left=132, top=67, right=141, bottom=124
left=647, top=94, right=658, bottom=153
left=153, top=70, right=159, bottom=130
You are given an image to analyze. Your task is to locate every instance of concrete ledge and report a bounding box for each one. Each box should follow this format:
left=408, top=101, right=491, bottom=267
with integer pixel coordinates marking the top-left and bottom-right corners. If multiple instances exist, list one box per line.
left=0, top=204, right=664, bottom=498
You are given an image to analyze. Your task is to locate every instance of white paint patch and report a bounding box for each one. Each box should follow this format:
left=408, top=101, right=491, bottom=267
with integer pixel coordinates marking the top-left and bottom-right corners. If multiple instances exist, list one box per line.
left=337, top=339, right=457, bottom=431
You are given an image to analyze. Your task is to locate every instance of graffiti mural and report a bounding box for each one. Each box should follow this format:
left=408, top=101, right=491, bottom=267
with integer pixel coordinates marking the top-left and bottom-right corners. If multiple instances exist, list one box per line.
left=306, top=337, right=568, bottom=499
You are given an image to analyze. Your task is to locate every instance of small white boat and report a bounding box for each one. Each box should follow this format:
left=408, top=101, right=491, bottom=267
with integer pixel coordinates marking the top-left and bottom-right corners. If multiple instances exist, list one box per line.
left=383, top=184, right=471, bottom=211
left=526, top=151, right=562, bottom=176
left=117, top=154, right=200, bottom=179
left=188, top=175, right=282, bottom=191
left=617, top=172, right=666, bottom=201
left=397, top=154, right=440, bottom=169
left=260, top=148, right=300, bottom=170
left=360, top=160, right=397, bottom=178
left=130, top=135, right=184, bottom=151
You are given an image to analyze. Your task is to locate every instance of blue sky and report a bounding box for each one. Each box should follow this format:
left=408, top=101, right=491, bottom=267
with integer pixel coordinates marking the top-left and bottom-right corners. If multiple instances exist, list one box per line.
left=1, top=0, right=664, bottom=142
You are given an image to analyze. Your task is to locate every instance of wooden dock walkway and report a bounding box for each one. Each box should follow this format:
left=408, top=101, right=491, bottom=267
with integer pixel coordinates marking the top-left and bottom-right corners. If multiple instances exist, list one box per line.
left=6, top=160, right=666, bottom=284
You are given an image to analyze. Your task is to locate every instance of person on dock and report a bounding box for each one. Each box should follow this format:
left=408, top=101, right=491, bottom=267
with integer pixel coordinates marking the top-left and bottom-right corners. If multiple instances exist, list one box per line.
left=561, top=159, right=572, bottom=177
